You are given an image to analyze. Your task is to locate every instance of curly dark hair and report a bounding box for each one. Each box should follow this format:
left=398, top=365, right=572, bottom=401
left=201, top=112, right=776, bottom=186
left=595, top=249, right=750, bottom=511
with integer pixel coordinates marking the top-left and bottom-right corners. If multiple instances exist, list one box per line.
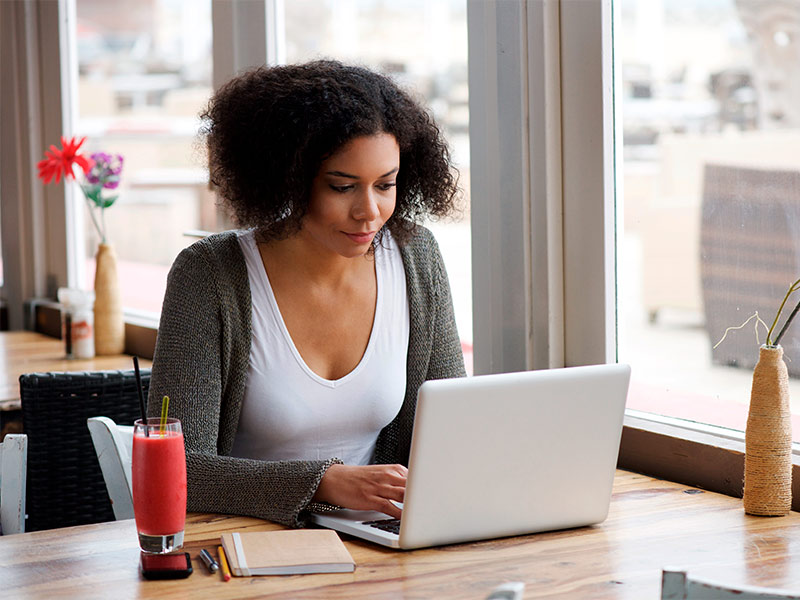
left=200, top=60, right=460, bottom=245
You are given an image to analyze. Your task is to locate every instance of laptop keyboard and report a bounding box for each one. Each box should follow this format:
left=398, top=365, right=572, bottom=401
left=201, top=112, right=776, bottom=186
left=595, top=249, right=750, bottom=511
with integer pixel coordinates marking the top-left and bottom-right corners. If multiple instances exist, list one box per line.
left=362, top=518, right=401, bottom=535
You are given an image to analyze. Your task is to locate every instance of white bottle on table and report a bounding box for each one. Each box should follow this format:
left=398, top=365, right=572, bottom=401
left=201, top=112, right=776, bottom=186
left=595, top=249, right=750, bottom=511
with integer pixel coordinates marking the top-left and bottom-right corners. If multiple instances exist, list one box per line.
left=58, top=288, right=95, bottom=359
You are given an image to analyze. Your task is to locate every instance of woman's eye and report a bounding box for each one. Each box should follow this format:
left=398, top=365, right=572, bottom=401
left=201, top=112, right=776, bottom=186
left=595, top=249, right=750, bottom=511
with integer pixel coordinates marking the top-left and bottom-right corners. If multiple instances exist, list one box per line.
left=329, top=184, right=354, bottom=193
left=376, top=182, right=397, bottom=191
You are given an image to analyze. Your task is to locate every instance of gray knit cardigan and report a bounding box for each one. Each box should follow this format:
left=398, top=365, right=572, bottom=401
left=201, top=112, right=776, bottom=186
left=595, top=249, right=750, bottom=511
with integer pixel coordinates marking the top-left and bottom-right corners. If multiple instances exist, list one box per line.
left=147, top=226, right=466, bottom=527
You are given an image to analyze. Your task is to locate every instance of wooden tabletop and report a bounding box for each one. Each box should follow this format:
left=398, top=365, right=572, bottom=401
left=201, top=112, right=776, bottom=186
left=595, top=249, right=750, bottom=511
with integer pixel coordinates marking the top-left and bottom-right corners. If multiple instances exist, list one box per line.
left=0, top=331, right=152, bottom=410
left=1, top=470, right=800, bottom=599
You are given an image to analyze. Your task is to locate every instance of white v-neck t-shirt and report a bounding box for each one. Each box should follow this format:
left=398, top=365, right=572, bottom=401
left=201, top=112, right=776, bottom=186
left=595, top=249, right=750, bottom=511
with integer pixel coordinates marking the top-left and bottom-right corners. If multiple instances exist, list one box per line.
left=230, top=229, right=409, bottom=466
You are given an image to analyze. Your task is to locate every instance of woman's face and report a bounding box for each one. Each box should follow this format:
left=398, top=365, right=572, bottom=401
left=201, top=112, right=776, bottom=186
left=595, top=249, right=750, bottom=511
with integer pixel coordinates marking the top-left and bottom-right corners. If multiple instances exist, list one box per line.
left=303, top=133, right=399, bottom=259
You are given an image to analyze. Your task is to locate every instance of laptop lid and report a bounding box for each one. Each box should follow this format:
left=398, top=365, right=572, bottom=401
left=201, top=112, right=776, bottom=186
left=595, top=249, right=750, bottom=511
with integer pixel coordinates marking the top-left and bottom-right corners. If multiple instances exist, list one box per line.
left=398, top=363, right=630, bottom=548
left=312, top=363, right=631, bottom=550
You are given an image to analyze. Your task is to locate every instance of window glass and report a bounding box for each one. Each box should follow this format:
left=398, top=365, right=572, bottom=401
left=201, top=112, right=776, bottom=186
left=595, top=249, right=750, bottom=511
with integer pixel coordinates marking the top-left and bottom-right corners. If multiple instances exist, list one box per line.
left=617, top=0, right=800, bottom=437
left=284, top=0, right=472, bottom=372
left=75, top=0, right=216, bottom=315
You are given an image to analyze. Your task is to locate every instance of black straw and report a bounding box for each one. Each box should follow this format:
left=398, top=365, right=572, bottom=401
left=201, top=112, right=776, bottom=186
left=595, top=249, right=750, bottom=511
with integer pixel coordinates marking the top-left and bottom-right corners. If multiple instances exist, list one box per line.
left=133, top=356, right=149, bottom=437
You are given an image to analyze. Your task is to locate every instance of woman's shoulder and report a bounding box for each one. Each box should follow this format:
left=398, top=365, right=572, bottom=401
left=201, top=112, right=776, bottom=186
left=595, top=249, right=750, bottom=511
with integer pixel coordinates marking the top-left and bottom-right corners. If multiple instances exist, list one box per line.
left=395, top=224, right=448, bottom=295
left=174, top=230, right=245, bottom=267
left=398, top=224, right=443, bottom=265
left=392, top=222, right=433, bottom=249
left=187, top=229, right=243, bottom=254
left=168, top=230, right=248, bottom=288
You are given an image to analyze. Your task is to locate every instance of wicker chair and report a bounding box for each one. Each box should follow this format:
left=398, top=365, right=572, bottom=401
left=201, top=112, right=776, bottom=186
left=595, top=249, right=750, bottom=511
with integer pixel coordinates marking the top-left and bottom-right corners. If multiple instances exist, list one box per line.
left=19, top=370, right=149, bottom=532
left=701, top=164, right=800, bottom=376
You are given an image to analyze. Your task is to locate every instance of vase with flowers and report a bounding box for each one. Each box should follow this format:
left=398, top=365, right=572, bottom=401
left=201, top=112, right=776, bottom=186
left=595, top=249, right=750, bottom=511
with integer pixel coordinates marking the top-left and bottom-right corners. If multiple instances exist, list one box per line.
left=717, top=278, right=800, bottom=515
left=38, top=136, right=126, bottom=355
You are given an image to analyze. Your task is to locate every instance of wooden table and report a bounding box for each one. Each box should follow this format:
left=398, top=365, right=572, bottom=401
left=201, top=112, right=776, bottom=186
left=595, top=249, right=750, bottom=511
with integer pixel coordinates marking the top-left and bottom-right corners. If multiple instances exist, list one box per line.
left=2, top=471, right=800, bottom=599
left=0, top=331, right=151, bottom=412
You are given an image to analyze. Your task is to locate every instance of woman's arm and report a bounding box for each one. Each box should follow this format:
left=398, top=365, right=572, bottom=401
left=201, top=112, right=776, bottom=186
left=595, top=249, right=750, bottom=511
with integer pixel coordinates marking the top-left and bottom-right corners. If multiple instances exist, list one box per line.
left=147, top=238, right=338, bottom=527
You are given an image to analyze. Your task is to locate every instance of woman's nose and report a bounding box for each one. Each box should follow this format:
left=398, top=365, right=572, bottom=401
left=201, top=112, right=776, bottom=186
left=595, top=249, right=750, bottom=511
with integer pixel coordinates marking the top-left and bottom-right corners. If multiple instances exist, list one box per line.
left=352, top=189, right=380, bottom=221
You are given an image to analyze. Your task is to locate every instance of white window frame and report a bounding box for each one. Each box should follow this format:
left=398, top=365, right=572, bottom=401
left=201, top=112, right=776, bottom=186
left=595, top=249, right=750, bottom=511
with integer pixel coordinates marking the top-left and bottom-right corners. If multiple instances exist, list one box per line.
left=211, top=0, right=283, bottom=89
left=468, top=0, right=614, bottom=374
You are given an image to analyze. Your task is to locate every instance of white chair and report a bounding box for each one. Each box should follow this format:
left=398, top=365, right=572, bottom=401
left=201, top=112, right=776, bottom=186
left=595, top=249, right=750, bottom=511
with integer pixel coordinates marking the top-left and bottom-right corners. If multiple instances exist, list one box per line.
left=662, top=568, right=800, bottom=600
left=0, top=433, right=28, bottom=534
left=87, top=417, right=134, bottom=520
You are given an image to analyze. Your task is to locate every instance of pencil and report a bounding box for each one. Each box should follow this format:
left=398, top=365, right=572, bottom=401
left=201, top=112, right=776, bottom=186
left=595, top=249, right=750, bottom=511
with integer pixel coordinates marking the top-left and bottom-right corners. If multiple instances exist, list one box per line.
left=217, top=545, right=232, bottom=582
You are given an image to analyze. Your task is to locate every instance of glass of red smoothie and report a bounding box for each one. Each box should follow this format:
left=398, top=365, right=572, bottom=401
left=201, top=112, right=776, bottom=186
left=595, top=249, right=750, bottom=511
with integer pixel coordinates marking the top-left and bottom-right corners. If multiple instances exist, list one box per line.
left=132, top=417, right=187, bottom=554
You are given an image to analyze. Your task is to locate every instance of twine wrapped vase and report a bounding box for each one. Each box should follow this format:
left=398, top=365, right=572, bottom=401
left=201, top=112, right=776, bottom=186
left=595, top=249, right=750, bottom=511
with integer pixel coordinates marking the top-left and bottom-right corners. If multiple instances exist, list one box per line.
left=743, top=345, right=792, bottom=516
left=93, top=243, right=125, bottom=355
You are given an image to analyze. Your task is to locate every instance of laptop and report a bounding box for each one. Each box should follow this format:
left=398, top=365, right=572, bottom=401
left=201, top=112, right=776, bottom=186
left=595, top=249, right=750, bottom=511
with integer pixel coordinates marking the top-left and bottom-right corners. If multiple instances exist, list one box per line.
left=311, top=363, right=631, bottom=549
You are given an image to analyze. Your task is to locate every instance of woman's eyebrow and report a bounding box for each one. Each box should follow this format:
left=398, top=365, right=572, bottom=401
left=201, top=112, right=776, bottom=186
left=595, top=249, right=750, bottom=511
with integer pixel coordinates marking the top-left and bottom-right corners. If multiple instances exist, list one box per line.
left=325, top=167, right=399, bottom=179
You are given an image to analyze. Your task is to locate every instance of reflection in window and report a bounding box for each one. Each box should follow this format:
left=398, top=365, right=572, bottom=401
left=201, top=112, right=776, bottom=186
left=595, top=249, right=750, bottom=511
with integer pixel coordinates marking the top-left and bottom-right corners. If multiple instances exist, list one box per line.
left=285, top=0, right=473, bottom=371
left=75, top=0, right=215, bottom=315
left=616, top=0, right=800, bottom=437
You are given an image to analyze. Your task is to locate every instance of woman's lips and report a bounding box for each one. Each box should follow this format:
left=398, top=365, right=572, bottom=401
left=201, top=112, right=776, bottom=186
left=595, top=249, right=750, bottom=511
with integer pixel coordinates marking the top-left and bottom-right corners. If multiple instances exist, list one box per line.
left=344, top=231, right=375, bottom=244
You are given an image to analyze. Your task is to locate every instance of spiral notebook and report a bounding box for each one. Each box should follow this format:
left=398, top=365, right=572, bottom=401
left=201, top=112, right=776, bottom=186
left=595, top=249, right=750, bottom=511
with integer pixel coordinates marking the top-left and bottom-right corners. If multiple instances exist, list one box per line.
left=220, top=530, right=355, bottom=576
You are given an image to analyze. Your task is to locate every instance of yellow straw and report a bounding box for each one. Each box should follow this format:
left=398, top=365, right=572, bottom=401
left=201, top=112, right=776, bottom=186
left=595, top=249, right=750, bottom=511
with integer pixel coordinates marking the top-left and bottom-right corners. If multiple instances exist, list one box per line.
left=159, top=395, right=169, bottom=436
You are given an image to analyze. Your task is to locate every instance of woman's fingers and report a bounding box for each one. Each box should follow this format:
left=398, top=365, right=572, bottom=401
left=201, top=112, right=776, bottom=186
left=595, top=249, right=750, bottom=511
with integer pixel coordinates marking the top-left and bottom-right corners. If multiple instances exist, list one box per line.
left=391, top=464, right=409, bottom=478
left=314, top=463, right=408, bottom=515
left=376, top=496, right=402, bottom=519
left=377, top=482, right=405, bottom=503
left=376, top=469, right=407, bottom=489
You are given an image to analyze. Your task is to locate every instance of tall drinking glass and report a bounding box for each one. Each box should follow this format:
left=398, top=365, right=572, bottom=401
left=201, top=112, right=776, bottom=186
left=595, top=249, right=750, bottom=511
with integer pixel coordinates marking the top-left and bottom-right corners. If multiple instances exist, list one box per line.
left=132, top=418, right=187, bottom=554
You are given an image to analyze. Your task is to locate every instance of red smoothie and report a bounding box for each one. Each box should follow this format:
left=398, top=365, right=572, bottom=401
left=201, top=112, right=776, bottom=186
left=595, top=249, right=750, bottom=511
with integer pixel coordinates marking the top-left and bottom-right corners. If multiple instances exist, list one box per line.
left=132, top=429, right=187, bottom=535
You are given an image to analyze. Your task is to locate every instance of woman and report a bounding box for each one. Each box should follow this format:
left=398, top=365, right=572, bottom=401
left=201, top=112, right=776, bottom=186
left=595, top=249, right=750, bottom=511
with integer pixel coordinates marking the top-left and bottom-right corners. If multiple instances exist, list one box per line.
left=147, top=60, right=465, bottom=527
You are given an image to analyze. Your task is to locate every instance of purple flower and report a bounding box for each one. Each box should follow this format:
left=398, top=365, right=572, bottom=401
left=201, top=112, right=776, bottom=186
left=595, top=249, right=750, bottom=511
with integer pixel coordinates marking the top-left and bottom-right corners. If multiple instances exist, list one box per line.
left=87, top=152, right=124, bottom=190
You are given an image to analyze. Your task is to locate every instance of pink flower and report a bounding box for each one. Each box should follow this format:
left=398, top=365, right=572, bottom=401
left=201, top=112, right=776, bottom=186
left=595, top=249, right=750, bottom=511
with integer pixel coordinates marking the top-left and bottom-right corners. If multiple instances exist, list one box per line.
left=86, top=152, right=124, bottom=190
left=37, top=136, right=94, bottom=184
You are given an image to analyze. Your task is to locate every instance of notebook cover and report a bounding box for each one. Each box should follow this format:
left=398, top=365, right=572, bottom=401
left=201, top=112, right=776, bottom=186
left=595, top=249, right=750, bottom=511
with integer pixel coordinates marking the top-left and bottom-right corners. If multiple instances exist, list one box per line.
left=220, top=530, right=355, bottom=576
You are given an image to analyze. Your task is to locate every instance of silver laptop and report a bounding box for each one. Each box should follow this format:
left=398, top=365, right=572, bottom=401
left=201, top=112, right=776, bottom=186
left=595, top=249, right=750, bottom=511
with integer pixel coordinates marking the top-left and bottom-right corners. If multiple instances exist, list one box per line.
left=311, top=363, right=631, bottom=550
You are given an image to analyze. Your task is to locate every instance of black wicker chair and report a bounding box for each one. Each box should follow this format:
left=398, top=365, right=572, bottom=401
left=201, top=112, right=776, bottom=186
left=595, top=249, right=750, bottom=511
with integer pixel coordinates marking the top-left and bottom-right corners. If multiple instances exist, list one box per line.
left=19, top=369, right=150, bottom=532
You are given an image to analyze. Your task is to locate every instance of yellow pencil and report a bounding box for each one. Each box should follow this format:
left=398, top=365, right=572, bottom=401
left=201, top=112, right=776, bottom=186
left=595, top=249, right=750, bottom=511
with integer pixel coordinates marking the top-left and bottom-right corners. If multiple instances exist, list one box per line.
left=217, top=545, right=232, bottom=581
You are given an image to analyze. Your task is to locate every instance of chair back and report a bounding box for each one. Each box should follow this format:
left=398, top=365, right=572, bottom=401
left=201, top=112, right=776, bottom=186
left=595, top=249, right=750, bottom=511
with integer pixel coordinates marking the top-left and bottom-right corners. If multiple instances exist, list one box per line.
left=700, top=164, right=800, bottom=376
left=20, top=370, right=149, bottom=531
left=87, top=417, right=134, bottom=520
left=0, top=434, right=28, bottom=534
left=662, top=568, right=800, bottom=600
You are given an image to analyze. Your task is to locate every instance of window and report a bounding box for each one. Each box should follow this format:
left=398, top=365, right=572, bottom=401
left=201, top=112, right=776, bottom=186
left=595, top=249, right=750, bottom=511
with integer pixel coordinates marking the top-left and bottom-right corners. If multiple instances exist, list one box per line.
left=68, top=0, right=473, bottom=363
left=616, top=0, right=800, bottom=440
left=466, top=0, right=775, bottom=501
left=4, top=0, right=768, bottom=495
left=73, top=0, right=218, bottom=316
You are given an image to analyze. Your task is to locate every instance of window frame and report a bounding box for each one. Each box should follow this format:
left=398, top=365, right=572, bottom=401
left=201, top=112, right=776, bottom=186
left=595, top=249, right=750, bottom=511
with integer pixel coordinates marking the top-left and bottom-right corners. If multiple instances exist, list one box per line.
left=0, top=0, right=74, bottom=330
left=467, top=0, right=615, bottom=373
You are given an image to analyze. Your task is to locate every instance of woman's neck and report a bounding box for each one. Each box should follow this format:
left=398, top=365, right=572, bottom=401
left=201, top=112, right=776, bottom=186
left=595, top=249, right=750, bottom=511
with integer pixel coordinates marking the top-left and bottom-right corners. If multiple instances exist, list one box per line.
left=257, top=231, right=373, bottom=287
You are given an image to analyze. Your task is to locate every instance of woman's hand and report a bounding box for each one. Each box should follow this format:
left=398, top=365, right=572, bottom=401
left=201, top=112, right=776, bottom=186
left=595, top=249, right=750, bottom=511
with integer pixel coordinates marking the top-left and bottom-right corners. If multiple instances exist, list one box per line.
left=313, top=464, right=407, bottom=519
